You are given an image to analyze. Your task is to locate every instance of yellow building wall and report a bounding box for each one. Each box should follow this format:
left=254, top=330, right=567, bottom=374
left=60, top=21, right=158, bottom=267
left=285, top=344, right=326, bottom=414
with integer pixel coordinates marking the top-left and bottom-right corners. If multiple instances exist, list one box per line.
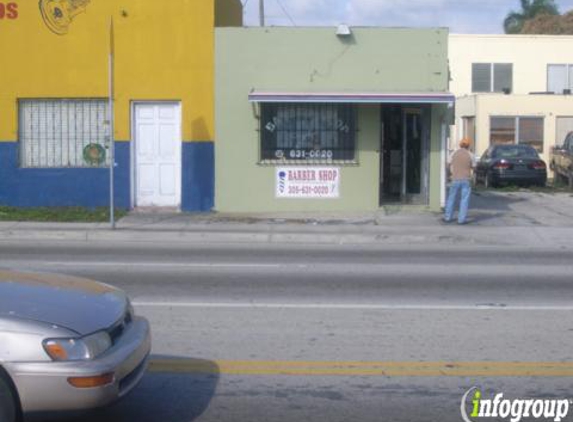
left=0, top=0, right=216, bottom=142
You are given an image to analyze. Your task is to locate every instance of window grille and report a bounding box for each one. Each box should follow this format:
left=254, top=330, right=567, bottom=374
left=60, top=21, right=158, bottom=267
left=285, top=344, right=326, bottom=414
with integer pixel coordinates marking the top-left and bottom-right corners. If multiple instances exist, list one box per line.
left=19, top=99, right=110, bottom=168
left=260, top=103, right=356, bottom=163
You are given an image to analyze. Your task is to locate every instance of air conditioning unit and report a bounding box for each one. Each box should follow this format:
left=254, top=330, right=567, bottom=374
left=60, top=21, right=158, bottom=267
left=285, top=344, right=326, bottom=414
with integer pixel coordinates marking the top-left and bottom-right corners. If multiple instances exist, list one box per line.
left=336, top=24, right=352, bottom=37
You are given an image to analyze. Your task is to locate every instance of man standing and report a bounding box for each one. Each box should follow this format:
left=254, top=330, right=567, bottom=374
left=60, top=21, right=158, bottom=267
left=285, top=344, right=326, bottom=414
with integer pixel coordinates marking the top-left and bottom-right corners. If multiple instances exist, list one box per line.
left=444, top=138, right=475, bottom=225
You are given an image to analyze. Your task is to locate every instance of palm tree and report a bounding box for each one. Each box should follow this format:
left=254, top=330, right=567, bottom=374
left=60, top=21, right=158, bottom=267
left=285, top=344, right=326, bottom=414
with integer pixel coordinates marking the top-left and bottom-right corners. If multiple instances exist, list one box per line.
left=504, top=0, right=560, bottom=34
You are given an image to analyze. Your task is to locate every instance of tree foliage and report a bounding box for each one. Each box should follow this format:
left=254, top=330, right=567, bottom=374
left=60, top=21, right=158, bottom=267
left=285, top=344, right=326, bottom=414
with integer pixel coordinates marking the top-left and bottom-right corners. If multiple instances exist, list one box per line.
left=520, top=11, right=573, bottom=34
left=504, top=0, right=560, bottom=34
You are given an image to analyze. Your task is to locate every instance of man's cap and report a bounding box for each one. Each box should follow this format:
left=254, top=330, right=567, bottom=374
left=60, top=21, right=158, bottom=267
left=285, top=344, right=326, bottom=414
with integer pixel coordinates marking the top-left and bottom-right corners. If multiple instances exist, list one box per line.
left=459, top=138, right=471, bottom=148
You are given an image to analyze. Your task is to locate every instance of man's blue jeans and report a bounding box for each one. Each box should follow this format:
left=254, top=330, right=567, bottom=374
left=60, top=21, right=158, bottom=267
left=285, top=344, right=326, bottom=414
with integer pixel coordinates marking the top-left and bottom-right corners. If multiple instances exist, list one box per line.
left=444, top=179, right=471, bottom=223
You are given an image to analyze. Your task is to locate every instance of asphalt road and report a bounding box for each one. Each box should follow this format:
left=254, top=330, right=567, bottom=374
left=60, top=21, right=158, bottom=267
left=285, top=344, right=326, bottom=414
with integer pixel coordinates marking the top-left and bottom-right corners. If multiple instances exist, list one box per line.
left=3, top=241, right=573, bottom=422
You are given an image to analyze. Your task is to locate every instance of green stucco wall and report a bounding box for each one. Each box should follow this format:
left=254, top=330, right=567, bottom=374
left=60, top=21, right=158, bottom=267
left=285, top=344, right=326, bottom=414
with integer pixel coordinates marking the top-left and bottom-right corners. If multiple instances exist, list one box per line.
left=429, top=105, right=449, bottom=210
left=215, top=27, right=449, bottom=213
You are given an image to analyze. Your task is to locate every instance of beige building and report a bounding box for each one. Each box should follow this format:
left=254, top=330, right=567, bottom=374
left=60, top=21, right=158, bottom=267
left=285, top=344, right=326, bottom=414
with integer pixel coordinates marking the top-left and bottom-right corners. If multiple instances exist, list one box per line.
left=449, top=34, right=573, bottom=168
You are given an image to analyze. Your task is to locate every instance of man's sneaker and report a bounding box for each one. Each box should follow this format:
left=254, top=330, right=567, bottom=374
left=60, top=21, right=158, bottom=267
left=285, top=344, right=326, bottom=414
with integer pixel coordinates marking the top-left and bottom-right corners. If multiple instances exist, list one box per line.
left=457, top=219, right=473, bottom=225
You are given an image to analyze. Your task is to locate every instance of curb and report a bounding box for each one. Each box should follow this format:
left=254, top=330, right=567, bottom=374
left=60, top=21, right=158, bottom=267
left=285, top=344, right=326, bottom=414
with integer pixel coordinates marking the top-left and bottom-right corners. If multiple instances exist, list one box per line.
left=0, top=225, right=561, bottom=248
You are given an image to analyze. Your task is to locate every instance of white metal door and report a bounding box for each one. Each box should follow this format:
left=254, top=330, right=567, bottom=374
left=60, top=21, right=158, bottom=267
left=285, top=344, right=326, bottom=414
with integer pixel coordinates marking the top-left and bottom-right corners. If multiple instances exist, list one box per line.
left=134, top=103, right=181, bottom=207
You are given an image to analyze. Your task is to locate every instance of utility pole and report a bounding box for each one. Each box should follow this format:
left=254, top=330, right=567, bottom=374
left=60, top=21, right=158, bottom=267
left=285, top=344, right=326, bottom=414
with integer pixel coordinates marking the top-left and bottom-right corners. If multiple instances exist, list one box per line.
left=109, top=17, right=116, bottom=230
left=259, top=0, right=265, bottom=27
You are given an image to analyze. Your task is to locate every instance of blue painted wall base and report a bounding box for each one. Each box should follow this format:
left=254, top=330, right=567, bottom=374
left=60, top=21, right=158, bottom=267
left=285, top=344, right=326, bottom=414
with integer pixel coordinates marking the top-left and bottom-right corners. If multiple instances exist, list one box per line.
left=182, top=142, right=214, bottom=212
left=0, top=142, right=130, bottom=209
left=0, top=141, right=215, bottom=212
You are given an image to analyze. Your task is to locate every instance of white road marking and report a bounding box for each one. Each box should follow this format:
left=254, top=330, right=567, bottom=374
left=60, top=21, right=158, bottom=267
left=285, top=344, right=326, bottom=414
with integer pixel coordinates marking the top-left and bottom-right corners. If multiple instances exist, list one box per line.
left=132, top=301, right=573, bottom=311
left=3, top=261, right=573, bottom=276
left=0, top=261, right=282, bottom=269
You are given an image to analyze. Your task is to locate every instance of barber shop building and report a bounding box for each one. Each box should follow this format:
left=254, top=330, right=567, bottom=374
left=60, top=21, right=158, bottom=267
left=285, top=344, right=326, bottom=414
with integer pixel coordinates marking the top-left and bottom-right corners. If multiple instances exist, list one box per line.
left=215, top=27, right=454, bottom=213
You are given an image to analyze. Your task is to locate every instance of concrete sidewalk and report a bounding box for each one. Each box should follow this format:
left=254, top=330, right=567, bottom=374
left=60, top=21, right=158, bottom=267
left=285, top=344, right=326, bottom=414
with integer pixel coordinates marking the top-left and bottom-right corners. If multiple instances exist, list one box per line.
left=1, top=206, right=572, bottom=249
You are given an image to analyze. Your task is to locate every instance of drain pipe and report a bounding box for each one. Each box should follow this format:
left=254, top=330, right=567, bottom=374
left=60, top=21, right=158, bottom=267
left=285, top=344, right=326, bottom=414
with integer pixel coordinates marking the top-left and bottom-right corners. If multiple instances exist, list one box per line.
left=441, top=121, right=447, bottom=208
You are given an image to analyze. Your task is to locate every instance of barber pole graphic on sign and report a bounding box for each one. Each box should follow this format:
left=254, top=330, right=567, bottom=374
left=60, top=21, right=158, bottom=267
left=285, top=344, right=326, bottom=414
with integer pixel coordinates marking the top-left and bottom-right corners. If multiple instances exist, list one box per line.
left=276, top=167, right=340, bottom=199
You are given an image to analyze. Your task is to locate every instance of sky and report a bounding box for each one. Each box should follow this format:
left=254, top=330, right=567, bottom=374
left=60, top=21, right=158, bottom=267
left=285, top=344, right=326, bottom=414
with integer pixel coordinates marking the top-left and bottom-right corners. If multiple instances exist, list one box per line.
left=241, top=0, right=573, bottom=33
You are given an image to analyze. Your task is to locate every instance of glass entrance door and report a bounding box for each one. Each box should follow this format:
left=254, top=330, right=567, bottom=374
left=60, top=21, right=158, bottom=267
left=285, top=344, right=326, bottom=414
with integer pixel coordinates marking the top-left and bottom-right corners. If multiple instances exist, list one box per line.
left=402, top=108, right=428, bottom=204
left=380, top=106, right=429, bottom=205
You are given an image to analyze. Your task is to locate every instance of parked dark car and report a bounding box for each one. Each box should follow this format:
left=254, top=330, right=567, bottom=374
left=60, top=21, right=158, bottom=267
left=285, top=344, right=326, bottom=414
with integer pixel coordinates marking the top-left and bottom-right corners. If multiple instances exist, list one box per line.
left=550, top=131, right=573, bottom=187
left=474, top=144, right=547, bottom=188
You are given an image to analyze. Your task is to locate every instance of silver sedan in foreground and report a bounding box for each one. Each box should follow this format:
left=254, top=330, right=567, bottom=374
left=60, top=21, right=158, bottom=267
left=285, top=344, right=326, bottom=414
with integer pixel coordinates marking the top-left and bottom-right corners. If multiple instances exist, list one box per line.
left=0, top=270, right=151, bottom=422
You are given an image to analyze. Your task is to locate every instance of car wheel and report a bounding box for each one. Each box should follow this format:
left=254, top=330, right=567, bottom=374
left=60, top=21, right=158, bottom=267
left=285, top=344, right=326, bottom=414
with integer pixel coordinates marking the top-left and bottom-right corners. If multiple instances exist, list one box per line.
left=0, top=371, right=20, bottom=422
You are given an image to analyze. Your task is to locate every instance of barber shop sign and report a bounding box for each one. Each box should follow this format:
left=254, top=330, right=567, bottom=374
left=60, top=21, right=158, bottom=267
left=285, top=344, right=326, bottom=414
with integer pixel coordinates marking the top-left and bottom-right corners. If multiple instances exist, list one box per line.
left=276, top=167, right=340, bottom=199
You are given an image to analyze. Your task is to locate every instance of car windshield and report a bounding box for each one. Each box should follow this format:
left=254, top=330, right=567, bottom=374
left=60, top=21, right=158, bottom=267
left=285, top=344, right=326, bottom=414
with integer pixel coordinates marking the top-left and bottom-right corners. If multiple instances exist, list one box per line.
left=492, top=146, right=538, bottom=159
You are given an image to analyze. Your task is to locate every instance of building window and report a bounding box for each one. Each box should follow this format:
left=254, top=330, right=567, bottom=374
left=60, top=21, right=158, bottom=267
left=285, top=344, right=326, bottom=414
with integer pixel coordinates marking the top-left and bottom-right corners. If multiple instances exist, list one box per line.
left=260, top=103, right=356, bottom=162
left=19, top=99, right=110, bottom=168
left=547, top=64, right=573, bottom=94
left=556, top=116, right=573, bottom=146
left=490, top=117, right=515, bottom=146
left=472, top=63, right=513, bottom=93
left=519, top=117, right=544, bottom=152
left=490, top=116, right=544, bottom=152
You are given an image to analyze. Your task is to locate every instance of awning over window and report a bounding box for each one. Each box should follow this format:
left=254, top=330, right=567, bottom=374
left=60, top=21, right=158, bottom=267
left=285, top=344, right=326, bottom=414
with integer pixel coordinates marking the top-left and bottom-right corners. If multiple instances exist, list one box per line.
left=248, top=91, right=455, bottom=106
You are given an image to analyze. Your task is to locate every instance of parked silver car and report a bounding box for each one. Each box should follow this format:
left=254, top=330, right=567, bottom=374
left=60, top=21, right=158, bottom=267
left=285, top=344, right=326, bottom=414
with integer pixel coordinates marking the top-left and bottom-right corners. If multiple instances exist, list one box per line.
left=0, top=270, right=151, bottom=422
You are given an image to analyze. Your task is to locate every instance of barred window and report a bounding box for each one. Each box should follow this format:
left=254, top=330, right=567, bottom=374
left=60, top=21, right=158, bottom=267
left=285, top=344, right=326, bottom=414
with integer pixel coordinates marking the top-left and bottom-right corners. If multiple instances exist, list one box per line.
left=260, top=103, right=356, bottom=162
left=19, top=99, right=110, bottom=168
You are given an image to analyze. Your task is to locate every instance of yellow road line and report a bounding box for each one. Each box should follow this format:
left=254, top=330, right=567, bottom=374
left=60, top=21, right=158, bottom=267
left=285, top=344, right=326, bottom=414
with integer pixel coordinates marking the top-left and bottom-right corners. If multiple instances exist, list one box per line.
left=148, top=359, right=573, bottom=377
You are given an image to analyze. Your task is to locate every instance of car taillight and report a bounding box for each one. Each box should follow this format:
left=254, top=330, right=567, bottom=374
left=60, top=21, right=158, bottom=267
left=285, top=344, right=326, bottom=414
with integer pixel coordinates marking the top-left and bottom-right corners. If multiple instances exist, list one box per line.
left=493, top=161, right=512, bottom=170
left=528, top=160, right=546, bottom=170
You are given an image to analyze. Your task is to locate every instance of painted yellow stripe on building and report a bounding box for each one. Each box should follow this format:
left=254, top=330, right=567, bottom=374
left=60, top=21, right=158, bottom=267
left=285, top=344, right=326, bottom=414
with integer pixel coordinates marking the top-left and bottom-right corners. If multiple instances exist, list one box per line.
left=148, top=359, right=573, bottom=377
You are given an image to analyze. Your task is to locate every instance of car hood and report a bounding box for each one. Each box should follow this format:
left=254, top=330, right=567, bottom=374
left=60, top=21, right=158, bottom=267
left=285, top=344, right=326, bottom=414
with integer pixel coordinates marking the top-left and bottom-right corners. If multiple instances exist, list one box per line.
left=0, top=270, right=127, bottom=336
